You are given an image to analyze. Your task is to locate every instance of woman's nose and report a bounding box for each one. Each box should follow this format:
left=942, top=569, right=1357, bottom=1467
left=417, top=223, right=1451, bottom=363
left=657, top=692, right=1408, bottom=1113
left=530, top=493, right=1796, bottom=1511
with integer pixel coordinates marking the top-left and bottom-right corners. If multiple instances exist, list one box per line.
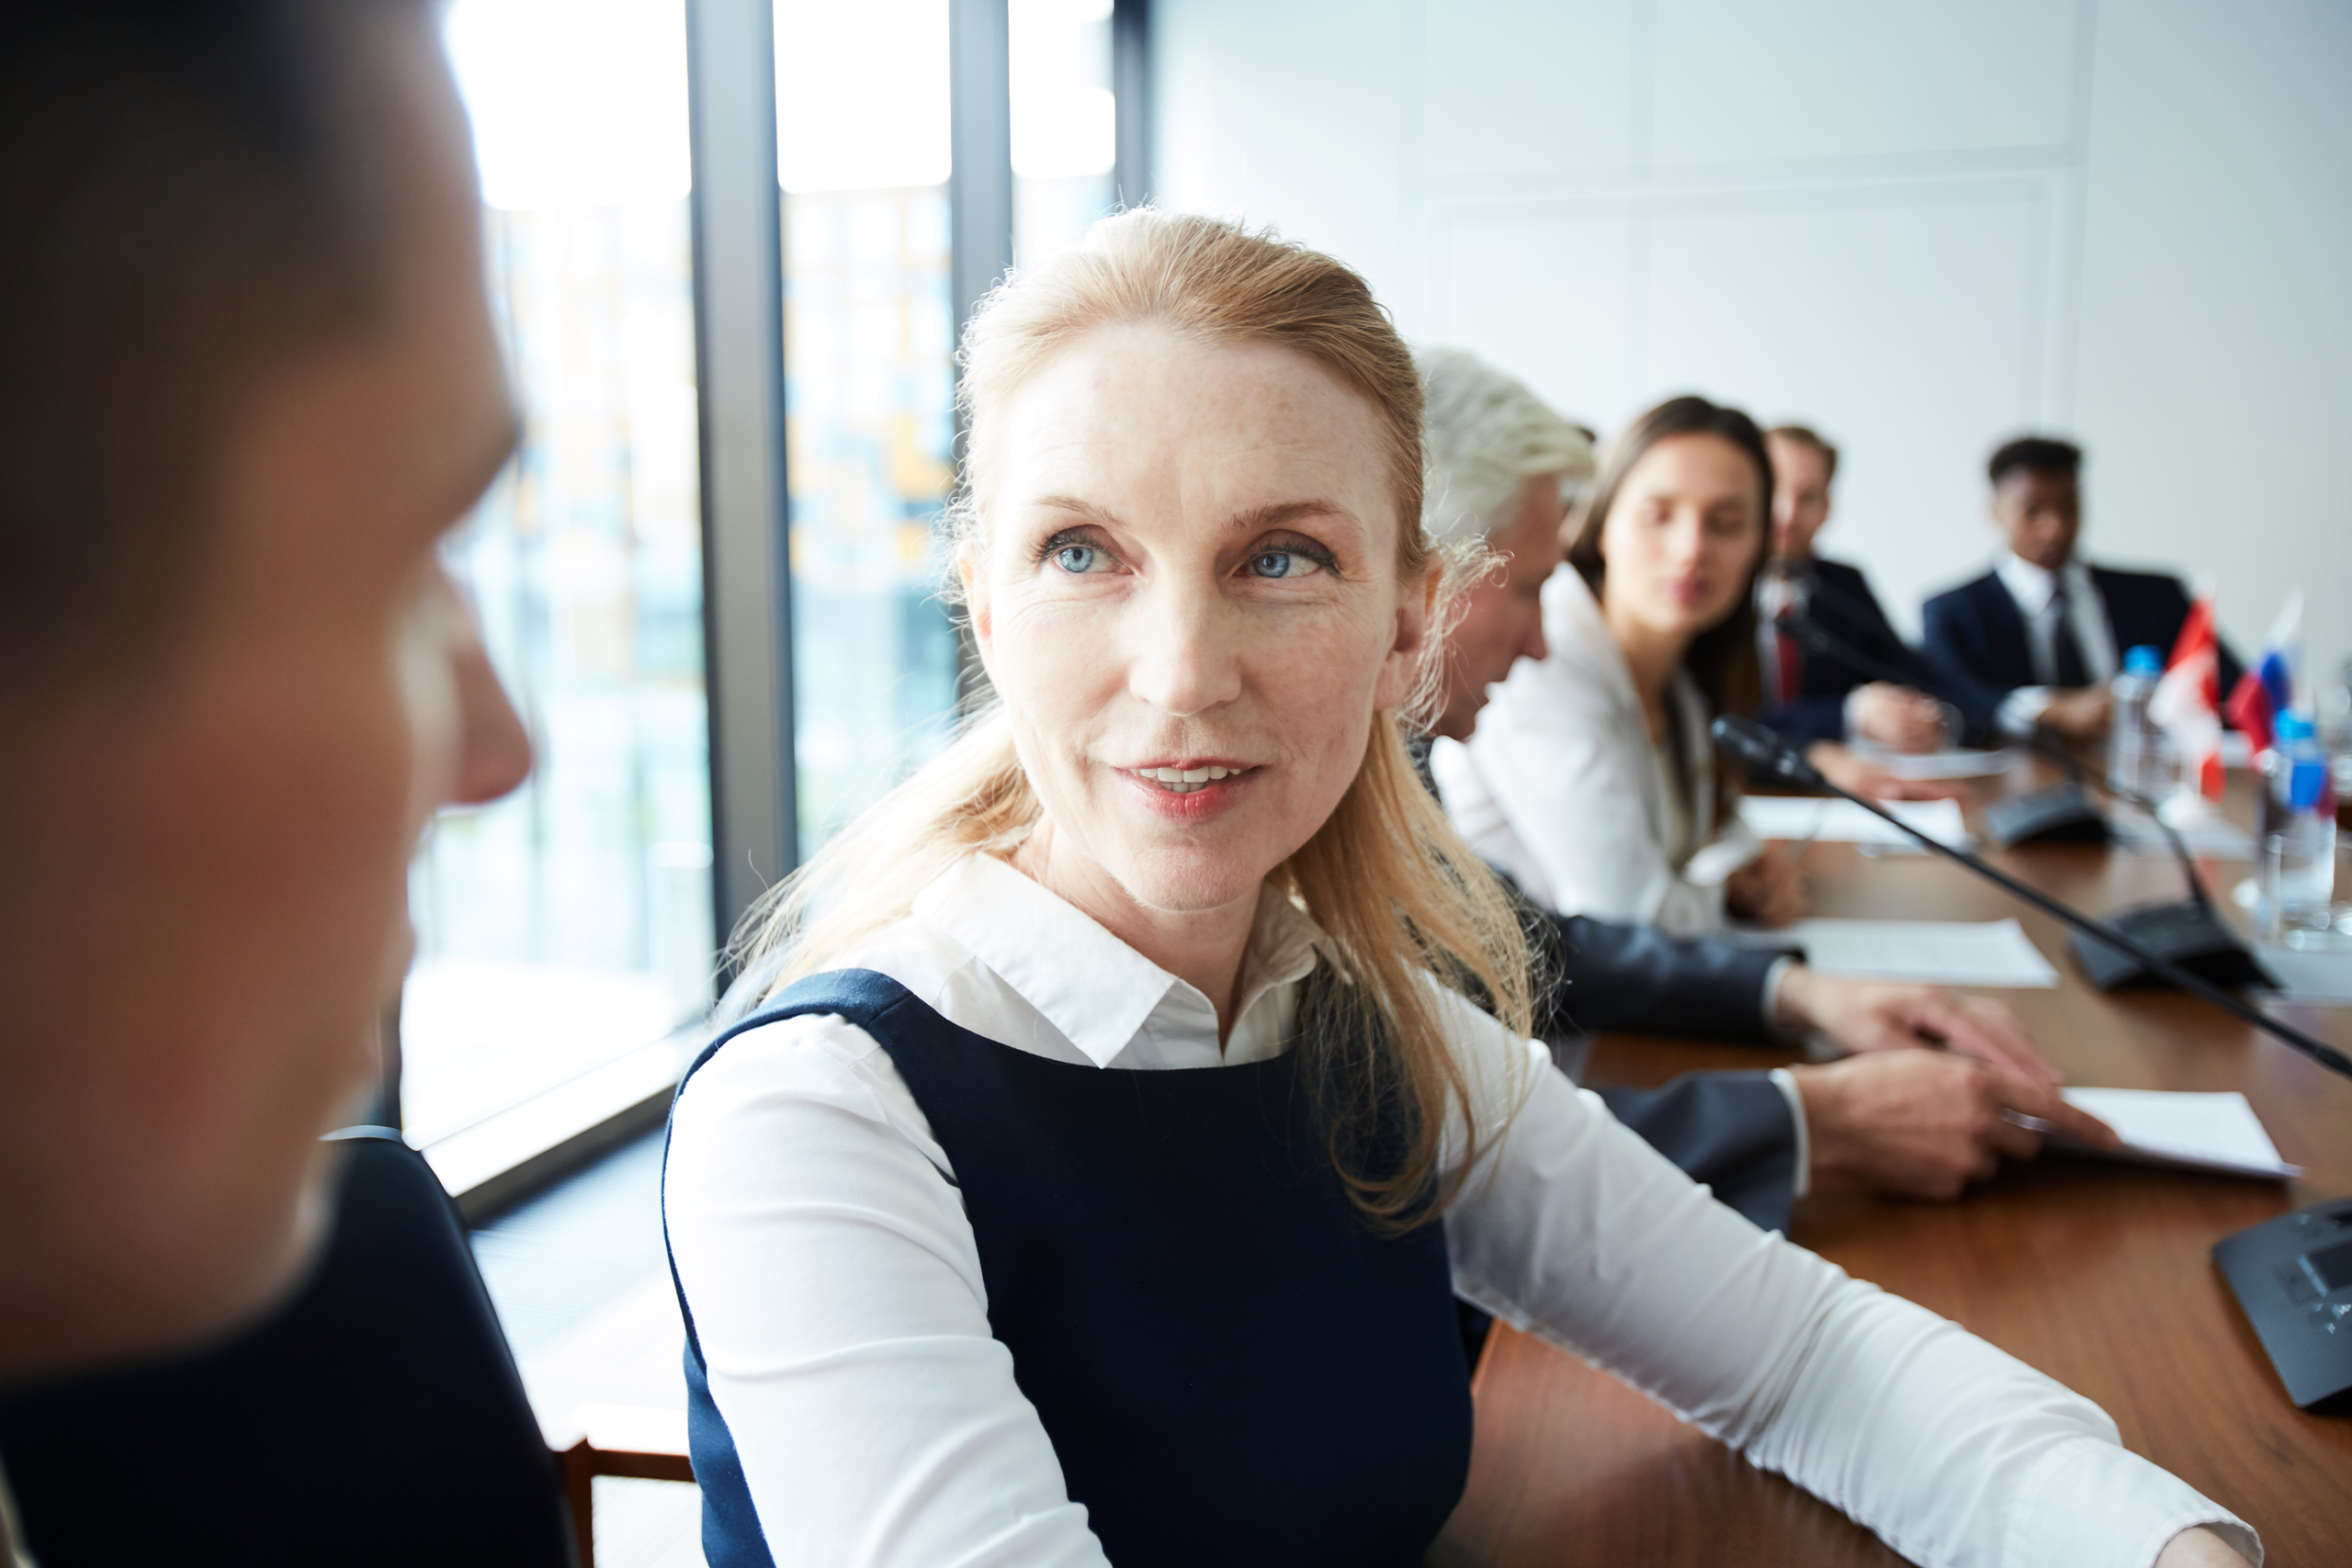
left=448, top=625, right=532, bottom=807
left=1124, top=579, right=1243, bottom=718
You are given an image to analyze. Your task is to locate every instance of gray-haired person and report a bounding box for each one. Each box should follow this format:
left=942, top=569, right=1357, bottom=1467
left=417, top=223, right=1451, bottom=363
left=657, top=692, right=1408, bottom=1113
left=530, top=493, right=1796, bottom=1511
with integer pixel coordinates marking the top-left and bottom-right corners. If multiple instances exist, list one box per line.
left=1411, top=346, right=2113, bottom=1227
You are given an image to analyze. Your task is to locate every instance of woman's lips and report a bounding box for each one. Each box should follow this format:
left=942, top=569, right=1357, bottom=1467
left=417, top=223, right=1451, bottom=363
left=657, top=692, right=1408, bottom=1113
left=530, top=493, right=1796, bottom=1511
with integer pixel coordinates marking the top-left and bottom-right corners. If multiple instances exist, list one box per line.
left=1115, top=761, right=1261, bottom=820
left=1125, top=761, right=1254, bottom=796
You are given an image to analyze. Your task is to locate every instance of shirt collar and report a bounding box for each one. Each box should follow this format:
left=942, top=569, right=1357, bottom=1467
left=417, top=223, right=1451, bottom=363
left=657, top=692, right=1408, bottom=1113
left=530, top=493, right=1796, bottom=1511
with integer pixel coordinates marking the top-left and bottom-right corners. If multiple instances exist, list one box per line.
left=1997, top=552, right=2089, bottom=615
left=911, top=853, right=1326, bottom=1068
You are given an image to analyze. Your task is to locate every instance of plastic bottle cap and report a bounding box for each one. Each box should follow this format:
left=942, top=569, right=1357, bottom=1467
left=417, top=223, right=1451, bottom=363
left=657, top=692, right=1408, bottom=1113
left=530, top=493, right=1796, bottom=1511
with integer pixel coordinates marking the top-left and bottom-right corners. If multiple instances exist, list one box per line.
left=2123, top=646, right=2165, bottom=678
left=2277, top=713, right=2314, bottom=743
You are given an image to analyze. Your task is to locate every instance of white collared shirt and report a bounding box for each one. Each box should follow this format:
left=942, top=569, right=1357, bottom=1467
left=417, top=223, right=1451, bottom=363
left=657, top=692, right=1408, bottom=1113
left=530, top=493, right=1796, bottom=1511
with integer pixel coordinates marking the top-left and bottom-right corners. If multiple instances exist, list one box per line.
left=664, top=852, right=2253, bottom=1568
left=1992, top=554, right=2120, bottom=736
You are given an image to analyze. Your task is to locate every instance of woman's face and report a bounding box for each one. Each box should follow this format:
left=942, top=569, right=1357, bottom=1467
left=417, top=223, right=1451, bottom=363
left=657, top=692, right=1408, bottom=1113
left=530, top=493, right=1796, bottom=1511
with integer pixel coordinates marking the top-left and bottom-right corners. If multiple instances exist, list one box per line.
left=966, top=321, right=1427, bottom=919
left=1596, top=431, right=1764, bottom=643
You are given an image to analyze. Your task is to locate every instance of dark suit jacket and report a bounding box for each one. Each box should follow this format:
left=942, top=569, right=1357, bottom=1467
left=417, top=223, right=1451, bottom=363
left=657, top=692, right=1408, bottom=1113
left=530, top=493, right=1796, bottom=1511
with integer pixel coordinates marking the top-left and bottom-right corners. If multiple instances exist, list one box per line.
left=1761, top=558, right=2001, bottom=749
left=1408, top=735, right=1803, bottom=1232
left=1920, top=565, right=2244, bottom=713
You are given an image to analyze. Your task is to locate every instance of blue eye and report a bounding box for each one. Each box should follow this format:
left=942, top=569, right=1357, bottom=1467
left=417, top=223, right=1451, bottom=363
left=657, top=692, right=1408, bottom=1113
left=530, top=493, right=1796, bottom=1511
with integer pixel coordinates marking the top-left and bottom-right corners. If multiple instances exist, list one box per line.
left=1054, top=544, right=1105, bottom=574
left=1250, top=550, right=1303, bottom=579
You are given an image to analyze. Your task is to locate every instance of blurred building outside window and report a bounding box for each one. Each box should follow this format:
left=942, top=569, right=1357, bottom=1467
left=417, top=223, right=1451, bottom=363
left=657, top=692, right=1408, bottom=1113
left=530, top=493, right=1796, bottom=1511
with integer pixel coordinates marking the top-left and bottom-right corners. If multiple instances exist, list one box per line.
left=776, top=0, right=965, bottom=853
left=405, top=0, right=712, bottom=1153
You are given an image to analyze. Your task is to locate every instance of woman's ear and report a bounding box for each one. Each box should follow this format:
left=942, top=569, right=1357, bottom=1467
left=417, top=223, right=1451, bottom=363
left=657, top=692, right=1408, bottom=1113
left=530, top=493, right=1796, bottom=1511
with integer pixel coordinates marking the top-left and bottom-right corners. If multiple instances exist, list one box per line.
left=956, top=546, right=992, bottom=657
left=1373, top=558, right=1438, bottom=713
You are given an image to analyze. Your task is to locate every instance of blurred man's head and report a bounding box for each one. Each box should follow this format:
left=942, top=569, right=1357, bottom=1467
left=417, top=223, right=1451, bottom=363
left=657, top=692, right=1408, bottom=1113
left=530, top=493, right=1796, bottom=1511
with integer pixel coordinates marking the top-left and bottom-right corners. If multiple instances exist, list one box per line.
left=1987, top=435, right=2083, bottom=572
left=1765, top=425, right=1837, bottom=564
left=0, top=0, right=529, bottom=1380
left=1415, top=348, right=1595, bottom=743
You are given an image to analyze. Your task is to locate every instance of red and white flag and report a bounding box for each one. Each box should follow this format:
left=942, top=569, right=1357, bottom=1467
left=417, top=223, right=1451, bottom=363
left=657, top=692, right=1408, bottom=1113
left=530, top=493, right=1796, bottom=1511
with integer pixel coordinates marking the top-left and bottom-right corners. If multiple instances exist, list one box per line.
left=2149, top=589, right=2226, bottom=800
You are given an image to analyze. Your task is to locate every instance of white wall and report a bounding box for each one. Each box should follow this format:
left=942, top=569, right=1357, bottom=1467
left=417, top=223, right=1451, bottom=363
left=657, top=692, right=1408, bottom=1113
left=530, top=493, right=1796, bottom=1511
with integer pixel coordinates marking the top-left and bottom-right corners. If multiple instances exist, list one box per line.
left=1155, top=0, right=2352, bottom=690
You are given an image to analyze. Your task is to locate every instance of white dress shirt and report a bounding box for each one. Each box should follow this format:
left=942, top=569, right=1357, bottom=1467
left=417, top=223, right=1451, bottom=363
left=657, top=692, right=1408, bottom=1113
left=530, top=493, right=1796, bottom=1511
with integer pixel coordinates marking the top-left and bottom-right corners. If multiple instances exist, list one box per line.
left=664, top=851, right=2256, bottom=1568
left=1993, top=554, right=2119, bottom=737
left=1435, top=565, right=1758, bottom=934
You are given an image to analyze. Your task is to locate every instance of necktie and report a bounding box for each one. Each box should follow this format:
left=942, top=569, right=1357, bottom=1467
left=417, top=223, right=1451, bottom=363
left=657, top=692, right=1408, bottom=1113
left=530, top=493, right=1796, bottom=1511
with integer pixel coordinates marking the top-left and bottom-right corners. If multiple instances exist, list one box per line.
left=2048, top=579, right=2090, bottom=688
left=1775, top=627, right=1803, bottom=705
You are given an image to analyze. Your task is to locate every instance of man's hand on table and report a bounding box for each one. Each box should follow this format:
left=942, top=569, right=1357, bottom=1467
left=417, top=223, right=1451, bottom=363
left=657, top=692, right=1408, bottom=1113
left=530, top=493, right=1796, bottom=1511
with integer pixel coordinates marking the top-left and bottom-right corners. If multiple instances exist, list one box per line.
left=1774, top=971, right=2064, bottom=1084
left=1850, top=682, right=1948, bottom=753
left=1789, top=1052, right=2120, bottom=1199
left=1771, top=968, right=2120, bottom=1198
left=2037, top=684, right=2112, bottom=740
left=1804, top=740, right=1964, bottom=802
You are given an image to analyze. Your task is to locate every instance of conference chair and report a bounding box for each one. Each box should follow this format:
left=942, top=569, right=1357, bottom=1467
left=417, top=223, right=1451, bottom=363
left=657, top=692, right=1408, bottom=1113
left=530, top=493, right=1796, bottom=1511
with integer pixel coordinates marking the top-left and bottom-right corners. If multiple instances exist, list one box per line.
left=0, top=1128, right=579, bottom=1567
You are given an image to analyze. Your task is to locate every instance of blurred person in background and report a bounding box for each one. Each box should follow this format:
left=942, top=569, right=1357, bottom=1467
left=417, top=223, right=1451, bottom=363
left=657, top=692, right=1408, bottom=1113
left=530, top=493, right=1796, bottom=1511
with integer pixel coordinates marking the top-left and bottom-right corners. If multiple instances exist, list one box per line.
left=1418, top=349, right=2112, bottom=1230
left=1757, top=424, right=1996, bottom=796
left=1923, top=436, right=2241, bottom=742
left=0, top=0, right=529, bottom=1551
left=1436, top=394, right=1803, bottom=935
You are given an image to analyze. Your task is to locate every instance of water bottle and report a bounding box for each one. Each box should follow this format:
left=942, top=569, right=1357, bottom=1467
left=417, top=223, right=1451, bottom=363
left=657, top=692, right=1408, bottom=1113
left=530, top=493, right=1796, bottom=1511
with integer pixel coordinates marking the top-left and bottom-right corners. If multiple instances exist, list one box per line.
left=2264, top=713, right=2338, bottom=942
left=2106, top=644, right=2165, bottom=801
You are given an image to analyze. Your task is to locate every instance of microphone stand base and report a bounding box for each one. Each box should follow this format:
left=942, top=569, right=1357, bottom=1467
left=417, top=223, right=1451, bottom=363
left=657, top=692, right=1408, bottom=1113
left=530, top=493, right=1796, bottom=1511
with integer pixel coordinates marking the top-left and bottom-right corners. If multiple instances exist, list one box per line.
left=2214, top=1198, right=2352, bottom=1411
left=1983, top=782, right=2109, bottom=847
left=2070, top=901, right=2278, bottom=992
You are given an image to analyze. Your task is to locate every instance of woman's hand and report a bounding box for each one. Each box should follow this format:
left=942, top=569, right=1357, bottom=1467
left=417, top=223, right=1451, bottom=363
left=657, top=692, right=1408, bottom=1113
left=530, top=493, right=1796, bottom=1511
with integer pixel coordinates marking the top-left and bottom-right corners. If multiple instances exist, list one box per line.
left=2153, top=1526, right=2254, bottom=1567
left=1725, top=848, right=1805, bottom=927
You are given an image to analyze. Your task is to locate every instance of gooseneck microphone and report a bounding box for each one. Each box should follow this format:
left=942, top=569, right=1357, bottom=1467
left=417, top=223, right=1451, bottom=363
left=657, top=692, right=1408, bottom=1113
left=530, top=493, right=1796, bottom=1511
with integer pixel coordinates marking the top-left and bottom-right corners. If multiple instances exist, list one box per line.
left=1773, top=605, right=2266, bottom=992
left=1712, top=714, right=2351, bottom=1081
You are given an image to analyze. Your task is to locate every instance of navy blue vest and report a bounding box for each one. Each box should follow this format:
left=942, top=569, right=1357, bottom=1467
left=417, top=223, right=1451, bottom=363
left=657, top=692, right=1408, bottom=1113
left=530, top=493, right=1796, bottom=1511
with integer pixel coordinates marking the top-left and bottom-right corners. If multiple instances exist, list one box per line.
left=662, top=968, right=1474, bottom=1567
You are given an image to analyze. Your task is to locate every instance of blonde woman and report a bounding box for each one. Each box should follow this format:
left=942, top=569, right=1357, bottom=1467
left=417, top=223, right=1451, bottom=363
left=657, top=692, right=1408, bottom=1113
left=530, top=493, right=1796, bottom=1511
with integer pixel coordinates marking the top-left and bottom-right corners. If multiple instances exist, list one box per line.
left=661, top=213, right=2254, bottom=1568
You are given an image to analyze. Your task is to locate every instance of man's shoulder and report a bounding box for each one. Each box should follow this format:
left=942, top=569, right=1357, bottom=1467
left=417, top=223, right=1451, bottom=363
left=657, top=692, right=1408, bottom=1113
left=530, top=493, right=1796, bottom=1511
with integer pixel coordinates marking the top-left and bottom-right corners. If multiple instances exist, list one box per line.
left=1811, top=557, right=1872, bottom=593
left=2087, top=564, right=2188, bottom=600
left=1922, top=570, right=2002, bottom=617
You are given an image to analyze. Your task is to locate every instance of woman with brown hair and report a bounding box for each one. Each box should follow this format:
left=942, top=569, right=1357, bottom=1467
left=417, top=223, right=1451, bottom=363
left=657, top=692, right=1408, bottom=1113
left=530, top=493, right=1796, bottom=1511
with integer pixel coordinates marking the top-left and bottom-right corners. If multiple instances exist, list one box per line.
left=1436, top=395, right=1804, bottom=935
left=661, top=214, right=2252, bottom=1568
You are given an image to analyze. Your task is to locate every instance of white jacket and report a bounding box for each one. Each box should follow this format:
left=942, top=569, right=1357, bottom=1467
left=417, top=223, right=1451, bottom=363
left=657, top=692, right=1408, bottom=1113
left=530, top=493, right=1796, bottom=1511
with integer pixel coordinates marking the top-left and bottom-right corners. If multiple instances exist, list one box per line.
left=1434, top=564, right=1759, bottom=934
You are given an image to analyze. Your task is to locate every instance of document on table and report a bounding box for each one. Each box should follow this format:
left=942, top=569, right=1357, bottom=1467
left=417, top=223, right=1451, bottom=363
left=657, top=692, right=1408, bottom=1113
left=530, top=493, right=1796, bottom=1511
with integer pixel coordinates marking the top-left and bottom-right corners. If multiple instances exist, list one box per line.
left=2108, top=809, right=2256, bottom=861
left=2255, top=945, right=2352, bottom=1004
left=1738, top=795, right=1971, bottom=850
left=1847, top=742, right=2014, bottom=780
left=2048, top=1088, right=2301, bottom=1179
left=1769, top=917, right=2061, bottom=987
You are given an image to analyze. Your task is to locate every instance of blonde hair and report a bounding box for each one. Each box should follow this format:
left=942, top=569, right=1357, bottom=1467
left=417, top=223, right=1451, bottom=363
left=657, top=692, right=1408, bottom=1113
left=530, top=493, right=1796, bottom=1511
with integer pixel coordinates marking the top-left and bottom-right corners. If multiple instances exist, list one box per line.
left=736, top=211, right=1532, bottom=1228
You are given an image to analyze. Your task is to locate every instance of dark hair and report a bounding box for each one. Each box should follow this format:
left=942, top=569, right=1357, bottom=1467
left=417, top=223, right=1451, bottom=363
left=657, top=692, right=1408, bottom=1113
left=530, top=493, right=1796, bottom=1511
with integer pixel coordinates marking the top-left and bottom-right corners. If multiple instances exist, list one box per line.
left=1765, top=423, right=1838, bottom=483
left=0, top=0, right=412, bottom=693
left=1566, top=394, right=1770, bottom=818
left=1986, top=435, right=2083, bottom=488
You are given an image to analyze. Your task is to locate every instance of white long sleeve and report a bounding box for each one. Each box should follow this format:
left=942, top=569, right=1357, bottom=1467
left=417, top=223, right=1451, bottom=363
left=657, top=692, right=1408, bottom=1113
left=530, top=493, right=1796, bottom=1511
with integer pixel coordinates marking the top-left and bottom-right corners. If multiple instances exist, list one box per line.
left=662, top=853, right=2256, bottom=1568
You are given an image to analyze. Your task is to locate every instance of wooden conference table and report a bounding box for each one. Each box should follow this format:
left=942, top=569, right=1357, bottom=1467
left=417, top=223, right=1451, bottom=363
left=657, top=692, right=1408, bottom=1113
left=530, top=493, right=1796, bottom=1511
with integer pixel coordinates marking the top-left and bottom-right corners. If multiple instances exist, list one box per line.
left=1433, top=761, right=2352, bottom=1567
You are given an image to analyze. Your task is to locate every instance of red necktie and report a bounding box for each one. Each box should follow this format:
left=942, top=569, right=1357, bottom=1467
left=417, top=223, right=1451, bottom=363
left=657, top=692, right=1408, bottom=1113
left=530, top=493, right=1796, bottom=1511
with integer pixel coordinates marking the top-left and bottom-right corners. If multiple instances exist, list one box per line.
left=1776, top=628, right=1803, bottom=705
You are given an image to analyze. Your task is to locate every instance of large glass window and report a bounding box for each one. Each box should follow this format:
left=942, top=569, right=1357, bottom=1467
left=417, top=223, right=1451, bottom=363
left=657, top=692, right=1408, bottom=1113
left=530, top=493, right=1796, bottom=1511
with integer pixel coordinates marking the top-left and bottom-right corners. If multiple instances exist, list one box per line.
left=776, top=0, right=964, bottom=852
left=1012, top=0, right=1118, bottom=266
left=406, top=0, right=710, bottom=1150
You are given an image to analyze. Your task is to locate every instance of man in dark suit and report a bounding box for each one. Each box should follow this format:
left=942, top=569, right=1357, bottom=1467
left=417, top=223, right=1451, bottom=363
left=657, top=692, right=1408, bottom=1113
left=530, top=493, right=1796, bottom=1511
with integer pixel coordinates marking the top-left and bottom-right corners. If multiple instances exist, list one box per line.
left=1413, top=350, right=2110, bottom=1235
left=2, top=4, right=536, bottom=1558
left=1756, top=425, right=1996, bottom=798
left=1922, top=436, right=2242, bottom=741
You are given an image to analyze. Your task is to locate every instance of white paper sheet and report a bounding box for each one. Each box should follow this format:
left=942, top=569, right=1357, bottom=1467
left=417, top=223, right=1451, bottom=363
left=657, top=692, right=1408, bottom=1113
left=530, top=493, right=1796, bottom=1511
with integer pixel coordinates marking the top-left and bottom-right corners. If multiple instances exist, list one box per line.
left=1847, top=742, right=2015, bottom=780
left=2108, top=809, right=2255, bottom=862
left=2052, top=1088, right=2300, bottom=1179
left=1771, top=917, right=2060, bottom=987
left=2254, top=945, right=2352, bottom=1004
left=1738, top=795, right=1971, bottom=850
